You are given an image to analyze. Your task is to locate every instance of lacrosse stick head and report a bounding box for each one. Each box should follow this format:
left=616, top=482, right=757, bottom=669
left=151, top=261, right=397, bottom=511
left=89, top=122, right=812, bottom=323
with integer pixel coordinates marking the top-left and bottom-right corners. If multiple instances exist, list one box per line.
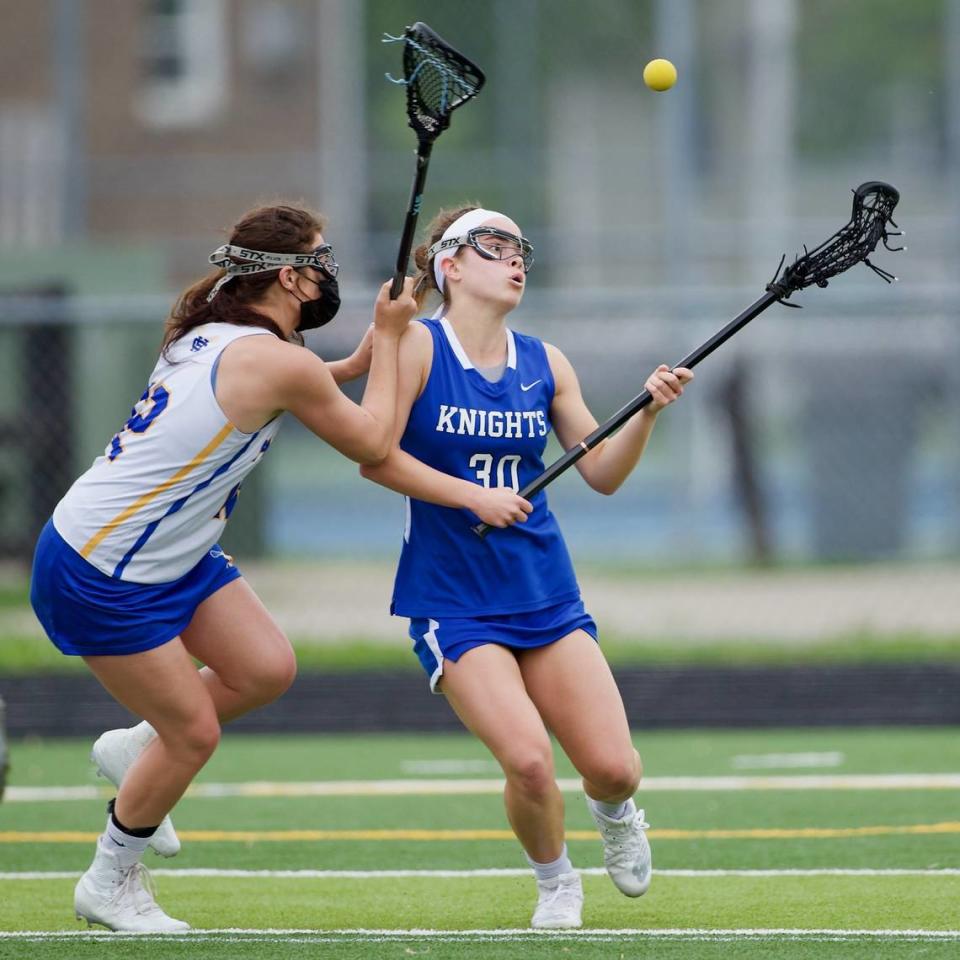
left=768, top=181, right=902, bottom=300
left=394, top=22, right=485, bottom=143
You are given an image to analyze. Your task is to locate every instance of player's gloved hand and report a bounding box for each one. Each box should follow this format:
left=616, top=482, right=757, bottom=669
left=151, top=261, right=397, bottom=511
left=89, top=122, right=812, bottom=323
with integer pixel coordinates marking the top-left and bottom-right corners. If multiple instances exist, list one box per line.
left=645, top=364, right=694, bottom=413
left=466, top=487, right=533, bottom=528
left=373, top=278, right=417, bottom=337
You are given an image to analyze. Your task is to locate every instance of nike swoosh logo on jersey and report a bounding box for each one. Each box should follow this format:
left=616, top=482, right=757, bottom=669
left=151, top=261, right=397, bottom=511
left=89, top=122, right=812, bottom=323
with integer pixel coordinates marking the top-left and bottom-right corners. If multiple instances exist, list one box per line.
left=521, top=380, right=542, bottom=391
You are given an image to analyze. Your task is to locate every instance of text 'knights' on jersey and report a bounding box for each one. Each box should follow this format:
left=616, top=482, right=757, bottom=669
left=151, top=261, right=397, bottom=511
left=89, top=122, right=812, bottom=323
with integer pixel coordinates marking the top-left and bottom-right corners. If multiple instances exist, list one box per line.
left=53, top=323, right=283, bottom=584
left=391, top=317, right=581, bottom=618
left=434, top=404, right=549, bottom=438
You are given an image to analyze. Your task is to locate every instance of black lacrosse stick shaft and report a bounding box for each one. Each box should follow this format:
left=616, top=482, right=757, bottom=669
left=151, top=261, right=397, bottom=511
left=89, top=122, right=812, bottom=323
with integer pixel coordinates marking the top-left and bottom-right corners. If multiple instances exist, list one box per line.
left=390, top=142, right=433, bottom=300
left=471, top=290, right=779, bottom=538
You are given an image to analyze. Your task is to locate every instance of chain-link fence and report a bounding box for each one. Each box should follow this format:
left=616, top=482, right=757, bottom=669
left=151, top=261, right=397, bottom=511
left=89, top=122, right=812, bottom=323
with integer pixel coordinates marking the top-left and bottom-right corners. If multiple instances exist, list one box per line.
left=1, top=0, right=959, bottom=568
left=2, top=274, right=957, bottom=567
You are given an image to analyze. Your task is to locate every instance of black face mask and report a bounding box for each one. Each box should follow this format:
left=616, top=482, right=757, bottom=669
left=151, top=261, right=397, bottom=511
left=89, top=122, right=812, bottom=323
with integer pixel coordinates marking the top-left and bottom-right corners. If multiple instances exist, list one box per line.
left=290, top=275, right=340, bottom=330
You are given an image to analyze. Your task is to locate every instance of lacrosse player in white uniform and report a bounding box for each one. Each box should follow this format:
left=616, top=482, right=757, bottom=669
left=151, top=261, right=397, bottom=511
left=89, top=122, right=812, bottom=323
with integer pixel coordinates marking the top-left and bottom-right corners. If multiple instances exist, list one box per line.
left=31, top=203, right=416, bottom=931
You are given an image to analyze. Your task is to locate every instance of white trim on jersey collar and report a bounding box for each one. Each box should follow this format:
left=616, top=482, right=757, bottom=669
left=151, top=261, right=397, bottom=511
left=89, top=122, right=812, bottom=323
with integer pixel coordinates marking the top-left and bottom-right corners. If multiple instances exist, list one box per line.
left=440, top=317, right=516, bottom=371
left=439, top=316, right=473, bottom=369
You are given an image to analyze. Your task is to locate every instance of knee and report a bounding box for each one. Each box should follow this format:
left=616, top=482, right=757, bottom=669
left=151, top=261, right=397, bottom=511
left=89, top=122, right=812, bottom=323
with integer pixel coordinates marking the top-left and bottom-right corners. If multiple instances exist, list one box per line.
left=586, top=750, right=641, bottom=799
left=256, top=640, right=297, bottom=702
left=503, top=748, right=556, bottom=799
left=173, top=713, right=221, bottom=766
left=229, top=632, right=297, bottom=705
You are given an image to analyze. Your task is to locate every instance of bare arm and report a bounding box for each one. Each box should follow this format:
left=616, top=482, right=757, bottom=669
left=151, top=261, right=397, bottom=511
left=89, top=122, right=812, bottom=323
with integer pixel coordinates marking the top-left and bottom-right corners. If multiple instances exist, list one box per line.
left=546, top=343, right=693, bottom=495
left=215, top=280, right=416, bottom=465
left=325, top=324, right=374, bottom=385
left=360, top=323, right=532, bottom=528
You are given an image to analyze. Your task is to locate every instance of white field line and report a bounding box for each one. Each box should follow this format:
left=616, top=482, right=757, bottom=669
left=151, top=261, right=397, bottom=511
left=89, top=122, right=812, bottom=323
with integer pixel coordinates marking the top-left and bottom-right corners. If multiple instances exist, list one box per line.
left=3, top=867, right=959, bottom=881
left=731, top=752, right=845, bottom=769
left=412, top=755, right=850, bottom=773
left=400, top=760, right=501, bottom=774
left=8, top=772, right=960, bottom=803
left=1, top=928, right=959, bottom=943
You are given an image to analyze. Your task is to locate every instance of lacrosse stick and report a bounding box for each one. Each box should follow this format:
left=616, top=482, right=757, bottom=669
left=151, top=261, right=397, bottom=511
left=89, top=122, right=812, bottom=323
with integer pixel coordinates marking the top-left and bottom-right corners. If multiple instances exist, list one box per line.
left=384, top=22, right=485, bottom=299
left=473, top=181, right=903, bottom=537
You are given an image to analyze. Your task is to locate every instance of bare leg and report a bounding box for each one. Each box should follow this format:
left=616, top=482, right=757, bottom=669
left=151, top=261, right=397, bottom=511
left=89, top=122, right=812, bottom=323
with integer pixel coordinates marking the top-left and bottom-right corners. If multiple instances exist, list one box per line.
left=84, top=640, right=220, bottom=829
left=518, top=630, right=641, bottom=803
left=440, top=644, right=565, bottom=863
left=519, top=631, right=652, bottom=898
left=87, top=579, right=295, bottom=828
left=179, top=578, right=297, bottom=723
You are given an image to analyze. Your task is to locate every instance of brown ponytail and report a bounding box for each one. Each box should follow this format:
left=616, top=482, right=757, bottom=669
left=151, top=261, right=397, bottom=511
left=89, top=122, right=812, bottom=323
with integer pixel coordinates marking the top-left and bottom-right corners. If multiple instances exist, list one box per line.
left=411, top=202, right=482, bottom=310
left=164, top=204, right=326, bottom=352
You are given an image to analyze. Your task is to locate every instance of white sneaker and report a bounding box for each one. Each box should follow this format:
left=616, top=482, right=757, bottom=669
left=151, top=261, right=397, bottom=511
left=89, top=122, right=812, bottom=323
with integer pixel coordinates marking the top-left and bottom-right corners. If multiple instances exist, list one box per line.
left=91, top=727, right=181, bottom=858
left=588, top=797, right=652, bottom=897
left=530, top=871, right=583, bottom=929
left=74, top=841, right=189, bottom=932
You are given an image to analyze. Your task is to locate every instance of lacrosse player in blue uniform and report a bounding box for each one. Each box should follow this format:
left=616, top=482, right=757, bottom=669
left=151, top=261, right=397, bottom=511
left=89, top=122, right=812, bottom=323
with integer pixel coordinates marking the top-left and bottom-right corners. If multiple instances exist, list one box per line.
left=30, top=204, right=416, bottom=932
left=361, top=205, right=693, bottom=929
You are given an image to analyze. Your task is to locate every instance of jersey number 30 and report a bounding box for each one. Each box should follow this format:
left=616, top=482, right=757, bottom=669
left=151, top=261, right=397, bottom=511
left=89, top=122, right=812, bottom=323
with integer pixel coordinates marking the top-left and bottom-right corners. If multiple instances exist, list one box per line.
left=469, top=453, right=521, bottom=492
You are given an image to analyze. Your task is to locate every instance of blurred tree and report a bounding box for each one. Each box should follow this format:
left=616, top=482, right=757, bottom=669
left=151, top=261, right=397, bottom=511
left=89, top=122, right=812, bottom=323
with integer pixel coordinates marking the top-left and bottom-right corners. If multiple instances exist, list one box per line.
left=796, top=0, right=942, bottom=160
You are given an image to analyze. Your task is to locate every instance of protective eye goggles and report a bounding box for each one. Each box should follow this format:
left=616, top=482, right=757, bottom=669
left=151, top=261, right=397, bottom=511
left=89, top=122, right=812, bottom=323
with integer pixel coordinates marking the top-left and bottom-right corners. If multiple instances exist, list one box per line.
left=428, top=227, right=534, bottom=273
left=206, top=243, right=339, bottom=302
left=208, top=243, right=339, bottom=279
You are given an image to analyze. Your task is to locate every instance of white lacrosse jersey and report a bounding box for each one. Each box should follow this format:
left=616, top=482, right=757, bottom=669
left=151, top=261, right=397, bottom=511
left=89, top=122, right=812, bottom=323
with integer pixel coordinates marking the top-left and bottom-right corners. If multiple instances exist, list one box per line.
left=53, top=323, right=284, bottom=583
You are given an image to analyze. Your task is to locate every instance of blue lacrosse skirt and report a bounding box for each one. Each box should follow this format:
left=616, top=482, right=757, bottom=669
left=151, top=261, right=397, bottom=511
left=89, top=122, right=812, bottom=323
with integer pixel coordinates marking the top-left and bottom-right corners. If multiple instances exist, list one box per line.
left=409, top=597, right=597, bottom=692
left=30, top=519, right=242, bottom=656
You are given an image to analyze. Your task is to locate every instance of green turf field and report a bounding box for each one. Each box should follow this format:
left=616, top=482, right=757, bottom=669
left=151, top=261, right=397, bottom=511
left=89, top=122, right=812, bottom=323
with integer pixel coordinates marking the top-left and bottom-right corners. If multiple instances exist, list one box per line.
left=1, top=728, right=958, bottom=958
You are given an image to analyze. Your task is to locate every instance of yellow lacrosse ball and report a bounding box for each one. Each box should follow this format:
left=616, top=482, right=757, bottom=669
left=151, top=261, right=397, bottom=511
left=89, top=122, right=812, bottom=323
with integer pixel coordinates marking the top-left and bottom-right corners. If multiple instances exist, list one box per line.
left=643, top=58, right=677, bottom=92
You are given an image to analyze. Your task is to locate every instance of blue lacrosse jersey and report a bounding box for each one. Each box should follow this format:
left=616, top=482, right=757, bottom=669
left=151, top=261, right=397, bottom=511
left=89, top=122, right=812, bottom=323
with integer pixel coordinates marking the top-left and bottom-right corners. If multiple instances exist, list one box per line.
left=390, top=317, right=581, bottom=618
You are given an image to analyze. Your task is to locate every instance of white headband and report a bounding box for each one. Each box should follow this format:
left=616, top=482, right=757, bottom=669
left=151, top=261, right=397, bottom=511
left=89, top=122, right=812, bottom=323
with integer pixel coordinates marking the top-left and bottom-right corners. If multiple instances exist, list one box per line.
left=432, top=207, right=504, bottom=293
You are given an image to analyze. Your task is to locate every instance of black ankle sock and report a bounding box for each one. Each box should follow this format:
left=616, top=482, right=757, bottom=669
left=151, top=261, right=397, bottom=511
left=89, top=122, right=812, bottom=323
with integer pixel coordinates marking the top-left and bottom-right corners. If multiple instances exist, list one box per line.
left=107, top=797, right=160, bottom=838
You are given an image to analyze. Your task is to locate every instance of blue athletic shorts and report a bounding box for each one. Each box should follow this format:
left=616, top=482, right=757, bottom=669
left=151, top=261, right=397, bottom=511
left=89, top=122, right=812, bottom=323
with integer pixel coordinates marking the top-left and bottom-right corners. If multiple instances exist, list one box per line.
left=30, top=518, right=242, bottom=657
left=409, top=597, right=598, bottom=693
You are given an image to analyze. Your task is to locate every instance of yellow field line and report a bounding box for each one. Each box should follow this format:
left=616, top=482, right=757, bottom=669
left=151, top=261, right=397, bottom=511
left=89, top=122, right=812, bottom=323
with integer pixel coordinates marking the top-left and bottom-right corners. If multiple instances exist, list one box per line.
left=2, top=822, right=958, bottom=844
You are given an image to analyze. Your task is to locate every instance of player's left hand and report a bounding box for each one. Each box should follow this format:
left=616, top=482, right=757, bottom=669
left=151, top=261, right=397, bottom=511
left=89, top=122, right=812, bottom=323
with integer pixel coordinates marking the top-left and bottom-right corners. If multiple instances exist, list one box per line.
left=646, top=364, right=694, bottom=412
left=345, top=323, right=375, bottom=379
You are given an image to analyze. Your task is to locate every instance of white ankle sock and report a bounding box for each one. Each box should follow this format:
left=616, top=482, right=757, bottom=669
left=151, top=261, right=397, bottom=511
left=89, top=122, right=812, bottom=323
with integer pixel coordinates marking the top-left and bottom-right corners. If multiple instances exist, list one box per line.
left=526, top=844, right=573, bottom=883
left=590, top=797, right=630, bottom=820
left=103, top=811, right=153, bottom=869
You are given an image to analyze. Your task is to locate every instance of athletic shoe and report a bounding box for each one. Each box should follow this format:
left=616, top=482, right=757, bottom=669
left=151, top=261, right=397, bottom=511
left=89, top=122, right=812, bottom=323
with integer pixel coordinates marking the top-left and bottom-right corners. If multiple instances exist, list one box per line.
left=74, top=841, right=189, bottom=932
left=91, top=727, right=180, bottom=858
left=587, top=797, right=652, bottom=897
left=530, top=871, right=583, bottom=929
